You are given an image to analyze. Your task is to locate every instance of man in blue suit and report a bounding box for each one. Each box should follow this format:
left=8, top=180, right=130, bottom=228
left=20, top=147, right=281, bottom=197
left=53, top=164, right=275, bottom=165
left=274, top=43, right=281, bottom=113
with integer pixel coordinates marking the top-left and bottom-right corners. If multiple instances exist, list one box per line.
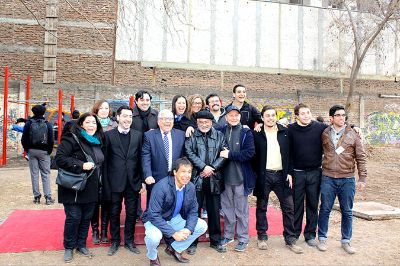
left=142, top=109, right=186, bottom=205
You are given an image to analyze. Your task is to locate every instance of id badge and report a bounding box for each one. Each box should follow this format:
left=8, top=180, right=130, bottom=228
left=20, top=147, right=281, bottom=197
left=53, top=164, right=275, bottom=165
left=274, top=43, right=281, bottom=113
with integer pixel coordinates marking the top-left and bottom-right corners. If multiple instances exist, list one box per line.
left=335, top=146, right=345, bottom=154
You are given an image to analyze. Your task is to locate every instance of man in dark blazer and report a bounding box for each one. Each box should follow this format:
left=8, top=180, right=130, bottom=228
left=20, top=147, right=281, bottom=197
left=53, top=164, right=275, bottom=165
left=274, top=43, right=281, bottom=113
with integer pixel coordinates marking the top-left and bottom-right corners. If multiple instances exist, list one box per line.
left=141, top=109, right=186, bottom=204
left=103, top=105, right=146, bottom=256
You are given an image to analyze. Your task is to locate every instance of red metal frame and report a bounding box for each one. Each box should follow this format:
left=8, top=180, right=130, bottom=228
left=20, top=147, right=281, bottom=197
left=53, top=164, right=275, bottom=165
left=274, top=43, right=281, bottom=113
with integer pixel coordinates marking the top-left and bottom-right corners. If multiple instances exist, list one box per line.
left=129, top=96, right=135, bottom=108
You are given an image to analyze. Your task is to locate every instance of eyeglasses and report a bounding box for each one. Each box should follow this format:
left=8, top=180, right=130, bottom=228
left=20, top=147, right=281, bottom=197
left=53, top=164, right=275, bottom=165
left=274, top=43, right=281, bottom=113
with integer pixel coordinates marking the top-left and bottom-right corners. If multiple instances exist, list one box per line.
left=333, top=114, right=347, bottom=117
left=159, top=117, right=174, bottom=122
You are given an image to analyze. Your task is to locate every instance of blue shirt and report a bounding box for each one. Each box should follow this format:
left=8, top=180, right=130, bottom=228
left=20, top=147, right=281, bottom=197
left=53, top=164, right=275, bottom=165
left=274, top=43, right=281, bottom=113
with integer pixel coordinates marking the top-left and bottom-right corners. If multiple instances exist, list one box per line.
left=172, top=187, right=184, bottom=218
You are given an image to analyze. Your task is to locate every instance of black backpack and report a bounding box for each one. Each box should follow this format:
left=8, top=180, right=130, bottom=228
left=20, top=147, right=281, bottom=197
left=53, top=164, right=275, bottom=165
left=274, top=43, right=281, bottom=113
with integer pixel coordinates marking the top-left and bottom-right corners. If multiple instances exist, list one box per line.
left=30, top=119, right=49, bottom=146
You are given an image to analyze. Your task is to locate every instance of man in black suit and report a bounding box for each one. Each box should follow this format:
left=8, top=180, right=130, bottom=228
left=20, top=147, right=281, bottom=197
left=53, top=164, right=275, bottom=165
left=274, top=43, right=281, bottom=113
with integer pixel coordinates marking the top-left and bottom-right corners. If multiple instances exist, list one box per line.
left=103, top=105, right=146, bottom=256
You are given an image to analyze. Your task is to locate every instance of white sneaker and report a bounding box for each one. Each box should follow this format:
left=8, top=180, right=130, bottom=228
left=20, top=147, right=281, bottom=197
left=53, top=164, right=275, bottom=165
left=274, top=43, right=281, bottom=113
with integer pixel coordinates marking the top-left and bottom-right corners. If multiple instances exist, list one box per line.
left=342, top=243, right=356, bottom=254
left=317, top=240, right=328, bottom=252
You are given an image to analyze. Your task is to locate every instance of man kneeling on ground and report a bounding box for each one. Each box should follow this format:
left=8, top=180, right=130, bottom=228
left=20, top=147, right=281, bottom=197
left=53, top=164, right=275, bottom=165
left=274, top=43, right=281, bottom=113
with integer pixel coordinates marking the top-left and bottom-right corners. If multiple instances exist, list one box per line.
left=142, top=157, right=208, bottom=266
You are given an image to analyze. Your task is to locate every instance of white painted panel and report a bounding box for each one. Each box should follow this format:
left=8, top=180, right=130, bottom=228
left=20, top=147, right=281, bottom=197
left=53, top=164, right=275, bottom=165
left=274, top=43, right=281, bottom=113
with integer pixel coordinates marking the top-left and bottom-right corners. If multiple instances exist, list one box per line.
left=115, top=0, right=139, bottom=61
left=323, top=10, right=339, bottom=72
left=142, top=0, right=164, bottom=61
left=259, top=2, right=279, bottom=68
left=165, top=0, right=188, bottom=63
left=302, top=7, right=318, bottom=71
left=190, top=0, right=212, bottom=64
left=236, top=1, right=256, bottom=66
left=280, top=5, right=298, bottom=69
left=214, top=0, right=234, bottom=65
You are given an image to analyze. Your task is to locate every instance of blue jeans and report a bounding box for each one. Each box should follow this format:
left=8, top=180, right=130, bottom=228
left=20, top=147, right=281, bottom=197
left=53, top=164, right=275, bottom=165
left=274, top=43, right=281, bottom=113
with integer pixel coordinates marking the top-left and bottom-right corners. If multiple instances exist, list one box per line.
left=144, top=214, right=208, bottom=260
left=318, top=176, right=355, bottom=243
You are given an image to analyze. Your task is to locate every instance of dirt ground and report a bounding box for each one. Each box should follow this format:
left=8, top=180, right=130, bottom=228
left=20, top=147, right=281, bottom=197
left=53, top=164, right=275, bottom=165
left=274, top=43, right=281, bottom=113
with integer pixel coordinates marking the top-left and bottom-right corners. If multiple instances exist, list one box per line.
left=0, top=146, right=399, bottom=265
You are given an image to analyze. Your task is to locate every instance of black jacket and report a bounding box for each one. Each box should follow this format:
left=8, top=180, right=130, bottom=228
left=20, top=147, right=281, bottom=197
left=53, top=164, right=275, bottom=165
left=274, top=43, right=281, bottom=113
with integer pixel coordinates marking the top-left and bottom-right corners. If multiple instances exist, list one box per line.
left=55, top=130, right=105, bottom=204
left=253, top=124, right=291, bottom=198
left=21, top=116, right=54, bottom=154
left=185, top=127, right=227, bottom=194
left=226, top=101, right=262, bottom=130
left=131, top=105, right=159, bottom=133
left=102, top=128, right=143, bottom=200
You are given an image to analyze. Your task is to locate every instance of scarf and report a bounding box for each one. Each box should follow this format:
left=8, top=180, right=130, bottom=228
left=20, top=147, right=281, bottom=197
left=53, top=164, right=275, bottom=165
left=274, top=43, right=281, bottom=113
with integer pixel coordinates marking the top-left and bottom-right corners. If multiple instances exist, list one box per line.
left=80, top=128, right=100, bottom=145
left=138, top=108, right=151, bottom=132
left=98, top=117, right=111, bottom=128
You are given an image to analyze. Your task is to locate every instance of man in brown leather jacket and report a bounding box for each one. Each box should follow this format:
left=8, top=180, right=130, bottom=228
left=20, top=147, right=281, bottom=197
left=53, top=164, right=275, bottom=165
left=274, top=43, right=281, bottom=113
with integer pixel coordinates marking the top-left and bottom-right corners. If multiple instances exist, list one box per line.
left=317, top=105, right=367, bottom=255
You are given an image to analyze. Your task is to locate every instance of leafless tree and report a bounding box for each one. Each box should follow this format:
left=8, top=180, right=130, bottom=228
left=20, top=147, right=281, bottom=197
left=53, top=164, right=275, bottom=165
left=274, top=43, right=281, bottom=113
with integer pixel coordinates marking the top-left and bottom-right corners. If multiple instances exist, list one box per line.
left=330, top=0, right=400, bottom=114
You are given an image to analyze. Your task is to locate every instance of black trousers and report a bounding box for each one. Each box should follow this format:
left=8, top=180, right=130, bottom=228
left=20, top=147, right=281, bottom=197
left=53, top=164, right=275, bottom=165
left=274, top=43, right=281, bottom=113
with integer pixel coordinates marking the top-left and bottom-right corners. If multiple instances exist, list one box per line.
left=90, top=200, right=111, bottom=233
left=192, top=180, right=222, bottom=247
left=63, top=202, right=96, bottom=249
left=292, top=168, right=321, bottom=241
left=255, top=171, right=296, bottom=245
left=110, top=185, right=139, bottom=245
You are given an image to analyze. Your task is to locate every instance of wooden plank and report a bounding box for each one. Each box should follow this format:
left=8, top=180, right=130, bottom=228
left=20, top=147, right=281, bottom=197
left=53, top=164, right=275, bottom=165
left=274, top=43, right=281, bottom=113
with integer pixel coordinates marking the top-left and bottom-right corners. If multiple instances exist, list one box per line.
left=46, top=4, right=58, bottom=18
left=44, top=31, right=57, bottom=44
left=44, top=58, right=56, bottom=71
left=45, top=18, right=58, bottom=30
left=43, top=71, right=56, bottom=84
left=44, top=45, right=57, bottom=57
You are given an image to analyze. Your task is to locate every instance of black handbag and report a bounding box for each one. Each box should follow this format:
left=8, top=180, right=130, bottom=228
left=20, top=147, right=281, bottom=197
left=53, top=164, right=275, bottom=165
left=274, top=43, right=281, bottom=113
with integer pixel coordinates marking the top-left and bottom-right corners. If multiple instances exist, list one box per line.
left=56, top=133, right=95, bottom=191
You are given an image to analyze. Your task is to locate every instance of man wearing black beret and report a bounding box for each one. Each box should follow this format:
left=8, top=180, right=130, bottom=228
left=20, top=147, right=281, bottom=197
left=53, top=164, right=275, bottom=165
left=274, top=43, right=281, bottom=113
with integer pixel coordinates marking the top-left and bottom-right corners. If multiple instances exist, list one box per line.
left=185, top=110, right=228, bottom=254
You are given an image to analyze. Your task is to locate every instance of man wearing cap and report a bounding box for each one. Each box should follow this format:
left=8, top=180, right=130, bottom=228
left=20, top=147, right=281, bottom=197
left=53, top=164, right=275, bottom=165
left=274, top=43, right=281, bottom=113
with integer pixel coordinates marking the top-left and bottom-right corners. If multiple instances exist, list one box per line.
left=22, top=104, right=55, bottom=205
left=185, top=110, right=228, bottom=253
left=218, top=105, right=256, bottom=252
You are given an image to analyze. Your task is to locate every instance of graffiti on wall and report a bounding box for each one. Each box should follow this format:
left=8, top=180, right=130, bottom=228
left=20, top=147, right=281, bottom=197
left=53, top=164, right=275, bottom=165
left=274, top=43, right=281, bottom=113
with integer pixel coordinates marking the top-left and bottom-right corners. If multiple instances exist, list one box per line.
left=364, top=112, right=400, bottom=145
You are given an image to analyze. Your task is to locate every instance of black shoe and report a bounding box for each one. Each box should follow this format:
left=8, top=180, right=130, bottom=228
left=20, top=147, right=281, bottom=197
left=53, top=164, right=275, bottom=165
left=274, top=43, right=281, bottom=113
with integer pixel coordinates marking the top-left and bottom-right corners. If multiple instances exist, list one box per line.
left=45, top=196, right=55, bottom=205
left=76, top=247, right=93, bottom=258
left=124, top=243, right=140, bottom=254
left=33, top=195, right=41, bottom=204
left=100, top=229, right=109, bottom=243
left=165, top=245, right=189, bottom=263
left=186, top=245, right=197, bottom=255
left=210, top=243, right=227, bottom=253
left=64, top=249, right=73, bottom=263
left=92, top=230, right=100, bottom=245
left=108, top=242, right=119, bottom=256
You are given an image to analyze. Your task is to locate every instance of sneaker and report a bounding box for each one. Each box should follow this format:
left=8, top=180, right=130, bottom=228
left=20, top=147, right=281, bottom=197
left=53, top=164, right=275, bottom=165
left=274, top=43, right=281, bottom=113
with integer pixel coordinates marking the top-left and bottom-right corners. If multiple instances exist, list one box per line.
left=45, top=196, right=55, bottom=205
left=33, top=195, right=41, bottom=204
left=306, top=238, right=318, bottom=247
left=257, top=240, right=268, bottom=250
left=286, top=243, right=304, bottom=254
left=64, top=249, right=73, bottom=263
left=76, top=247, right=93, bottom=258
left=220, top=237, right=234, bottom=246
left=235, top=242, right=248, bottom=252
left=342, top=243, right=356, bottom=254
left=317, top=240, right=328, bottom=252
left=210, top=243, right=227, bottom=253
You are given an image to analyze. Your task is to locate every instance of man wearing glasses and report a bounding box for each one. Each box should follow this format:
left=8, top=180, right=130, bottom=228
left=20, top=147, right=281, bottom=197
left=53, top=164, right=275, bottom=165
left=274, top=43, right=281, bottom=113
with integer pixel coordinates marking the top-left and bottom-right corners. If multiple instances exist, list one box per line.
left=317, top=105, right=367, bottom=254
left=142, top=109, right=186, bottom=204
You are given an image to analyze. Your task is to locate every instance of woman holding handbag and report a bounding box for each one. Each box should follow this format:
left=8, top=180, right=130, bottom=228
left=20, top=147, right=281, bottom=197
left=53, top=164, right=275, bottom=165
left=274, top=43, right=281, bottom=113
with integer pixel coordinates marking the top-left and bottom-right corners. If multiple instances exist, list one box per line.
left=55, top=113, right=105, bottom=263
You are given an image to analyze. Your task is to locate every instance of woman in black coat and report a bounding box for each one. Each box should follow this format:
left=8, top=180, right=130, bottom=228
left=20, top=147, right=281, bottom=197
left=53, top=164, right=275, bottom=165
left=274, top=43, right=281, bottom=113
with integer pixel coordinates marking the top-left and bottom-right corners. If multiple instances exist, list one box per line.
left=55, top=113, right=105, bottom=263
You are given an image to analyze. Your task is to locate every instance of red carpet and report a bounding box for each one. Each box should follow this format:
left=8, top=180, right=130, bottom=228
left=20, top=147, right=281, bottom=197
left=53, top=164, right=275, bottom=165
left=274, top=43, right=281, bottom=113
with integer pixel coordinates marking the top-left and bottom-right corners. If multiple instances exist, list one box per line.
left=0, top=206, right=283, bottom=253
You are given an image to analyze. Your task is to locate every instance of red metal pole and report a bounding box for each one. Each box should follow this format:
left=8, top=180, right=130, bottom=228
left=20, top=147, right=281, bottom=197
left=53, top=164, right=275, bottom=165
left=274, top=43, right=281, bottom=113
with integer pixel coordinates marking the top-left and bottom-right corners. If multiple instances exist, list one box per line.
left=129, top=96, right=134, bottom=108
left=70, top=95, right=75, bottom=118
left=2, top=67, right=9, bottom=166
left=58, top=89, right=63, bottom=144
left=25, top=75, right=30, bottom=119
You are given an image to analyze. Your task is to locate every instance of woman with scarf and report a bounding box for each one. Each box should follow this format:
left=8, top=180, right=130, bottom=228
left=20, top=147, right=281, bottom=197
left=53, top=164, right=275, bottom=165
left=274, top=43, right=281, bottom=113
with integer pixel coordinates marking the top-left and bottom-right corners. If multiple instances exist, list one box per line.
left=89, top=100, right=117, bottom=245
left=172, top=94, right=192, bottom=132
left=56, top=113, right=105, bottom=263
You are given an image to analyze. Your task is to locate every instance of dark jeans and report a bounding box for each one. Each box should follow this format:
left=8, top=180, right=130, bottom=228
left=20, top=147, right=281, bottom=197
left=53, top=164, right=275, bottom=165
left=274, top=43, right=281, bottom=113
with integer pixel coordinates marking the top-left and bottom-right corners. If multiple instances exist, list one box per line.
left=256, top=171, right=296, bottom=245
left=63, top=202, right=96, bottom=249
left=91, top=200, right=111, bottom=232
left=110, top=185, right=139, bottom=245
left=318, top=176, right=355, bottom=243
left=191, top=182, right=222, bottom=247
left=293, top=168, right=321, bottom=241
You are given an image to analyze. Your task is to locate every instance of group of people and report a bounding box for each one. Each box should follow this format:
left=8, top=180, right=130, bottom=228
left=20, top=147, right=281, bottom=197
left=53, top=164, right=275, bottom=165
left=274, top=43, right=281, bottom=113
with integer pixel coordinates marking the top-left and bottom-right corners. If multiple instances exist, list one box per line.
left=21, top=84, right=367, bottom=265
